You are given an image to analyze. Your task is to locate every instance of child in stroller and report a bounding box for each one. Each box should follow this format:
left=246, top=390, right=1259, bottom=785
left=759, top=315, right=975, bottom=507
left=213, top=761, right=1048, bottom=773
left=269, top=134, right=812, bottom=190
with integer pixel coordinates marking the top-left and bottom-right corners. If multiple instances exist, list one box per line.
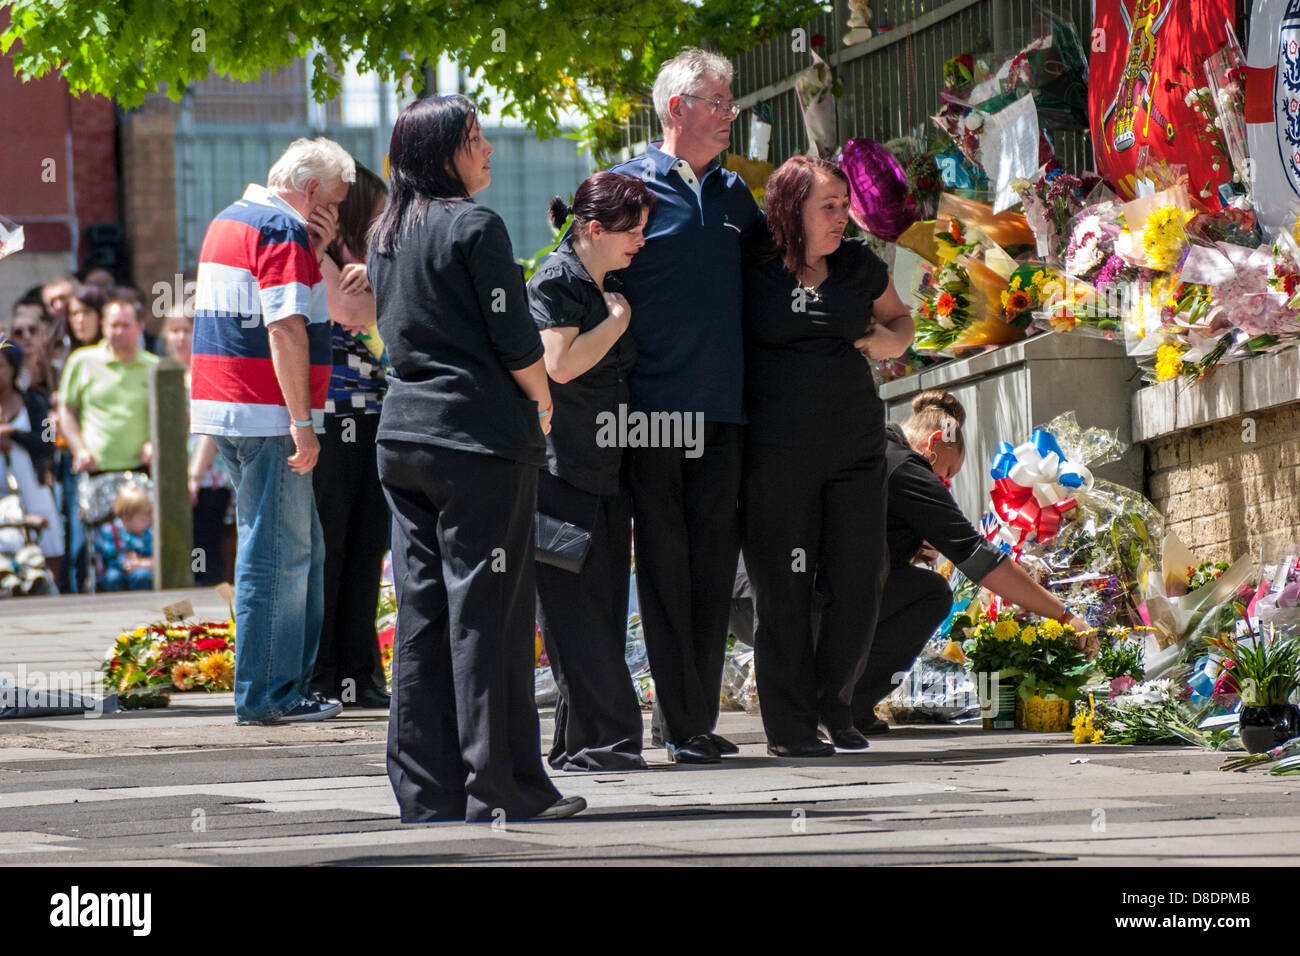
left=93, top=484, right=154, bottom=591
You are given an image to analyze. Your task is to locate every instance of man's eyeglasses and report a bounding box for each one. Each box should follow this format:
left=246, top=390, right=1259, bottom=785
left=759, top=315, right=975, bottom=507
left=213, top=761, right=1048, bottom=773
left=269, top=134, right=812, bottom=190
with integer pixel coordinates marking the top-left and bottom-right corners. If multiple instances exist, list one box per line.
left=10, top=326, right=38, bottom=338
left=681, top=93, right=741, bottom=119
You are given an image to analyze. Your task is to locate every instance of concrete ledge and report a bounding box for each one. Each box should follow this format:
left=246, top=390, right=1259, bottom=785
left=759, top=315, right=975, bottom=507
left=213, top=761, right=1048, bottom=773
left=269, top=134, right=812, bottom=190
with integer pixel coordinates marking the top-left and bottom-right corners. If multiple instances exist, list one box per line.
left=1134, top=347, right=1300, bottom=443
left=879, top=332, right=1128, bottom=399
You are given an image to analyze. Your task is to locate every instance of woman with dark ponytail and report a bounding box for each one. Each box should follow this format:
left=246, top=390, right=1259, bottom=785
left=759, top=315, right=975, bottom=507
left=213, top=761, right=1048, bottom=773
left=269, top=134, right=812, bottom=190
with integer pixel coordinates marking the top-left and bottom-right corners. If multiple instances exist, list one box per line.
left=850, top=389, right=1092, bottom=733
left=528, top=171, right=656, bottom=771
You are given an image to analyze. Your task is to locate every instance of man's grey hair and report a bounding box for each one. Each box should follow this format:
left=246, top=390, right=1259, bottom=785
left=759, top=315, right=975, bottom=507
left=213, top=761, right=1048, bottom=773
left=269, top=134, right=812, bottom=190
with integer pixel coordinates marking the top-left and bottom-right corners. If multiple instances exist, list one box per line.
left=652, top=47, right=735, bottom=126
left=267, top=137, right=357, bottom=192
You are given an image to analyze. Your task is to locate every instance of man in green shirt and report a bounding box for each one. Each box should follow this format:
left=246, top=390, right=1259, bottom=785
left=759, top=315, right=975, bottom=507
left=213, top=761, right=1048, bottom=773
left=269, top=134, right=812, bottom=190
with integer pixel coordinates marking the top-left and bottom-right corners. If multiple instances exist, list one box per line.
left=58, top=299, right=158, bottom=473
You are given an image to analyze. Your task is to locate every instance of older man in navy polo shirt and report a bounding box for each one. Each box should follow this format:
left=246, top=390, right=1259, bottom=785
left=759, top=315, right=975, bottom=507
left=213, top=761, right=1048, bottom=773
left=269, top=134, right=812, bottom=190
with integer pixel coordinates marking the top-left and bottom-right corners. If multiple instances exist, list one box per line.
left=608, top=47, right=762, bottom=764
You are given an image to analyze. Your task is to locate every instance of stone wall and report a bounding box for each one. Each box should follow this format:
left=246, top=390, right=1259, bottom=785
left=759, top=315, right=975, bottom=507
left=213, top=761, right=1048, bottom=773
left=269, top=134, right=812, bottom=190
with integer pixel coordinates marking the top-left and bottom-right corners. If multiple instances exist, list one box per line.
left=1136, top=350, right=1300, bottom=564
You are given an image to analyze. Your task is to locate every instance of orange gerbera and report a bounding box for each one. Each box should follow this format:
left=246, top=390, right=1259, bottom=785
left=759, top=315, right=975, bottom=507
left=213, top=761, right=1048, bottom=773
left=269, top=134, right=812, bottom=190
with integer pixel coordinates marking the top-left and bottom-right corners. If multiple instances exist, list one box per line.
left=1005, top=289, right=1032, bottom=313
left=936, top=292, right=957, bottom=317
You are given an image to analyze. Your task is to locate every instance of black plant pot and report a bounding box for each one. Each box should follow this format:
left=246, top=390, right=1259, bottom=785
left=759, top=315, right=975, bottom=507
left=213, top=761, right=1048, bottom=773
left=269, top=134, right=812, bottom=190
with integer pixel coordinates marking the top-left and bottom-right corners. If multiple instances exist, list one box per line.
left=1239, top=704, right=1300, bottom=754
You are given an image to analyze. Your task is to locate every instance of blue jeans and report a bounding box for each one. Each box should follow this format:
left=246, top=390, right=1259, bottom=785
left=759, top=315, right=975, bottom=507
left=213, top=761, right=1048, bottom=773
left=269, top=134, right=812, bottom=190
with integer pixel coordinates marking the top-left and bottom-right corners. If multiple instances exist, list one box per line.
left=99, top=567, right=154, bottom=591
left=215, top=435, right=325, bottom=723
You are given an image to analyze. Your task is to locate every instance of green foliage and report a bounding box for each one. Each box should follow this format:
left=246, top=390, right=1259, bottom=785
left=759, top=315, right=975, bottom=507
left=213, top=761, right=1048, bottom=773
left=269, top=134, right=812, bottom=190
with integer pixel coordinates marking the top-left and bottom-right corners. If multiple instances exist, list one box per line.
left=2, top=0, right=828, bottom=164
left=1205, top=604, right=1300, bottom=706
left=1094, top=628, right=1145, bottom=681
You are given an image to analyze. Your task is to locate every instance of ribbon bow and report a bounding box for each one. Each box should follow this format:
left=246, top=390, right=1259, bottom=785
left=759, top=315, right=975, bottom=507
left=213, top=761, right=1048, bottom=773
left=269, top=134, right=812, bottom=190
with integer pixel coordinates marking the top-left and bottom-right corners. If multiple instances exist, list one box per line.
left=985, top=429, right=1090, bottom=550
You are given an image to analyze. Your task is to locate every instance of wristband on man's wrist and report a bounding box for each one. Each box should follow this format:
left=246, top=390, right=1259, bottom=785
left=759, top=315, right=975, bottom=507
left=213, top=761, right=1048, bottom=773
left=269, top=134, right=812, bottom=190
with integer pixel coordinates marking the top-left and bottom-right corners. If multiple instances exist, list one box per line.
left=539, top=402, right=553, bottom=419
left=291, top=419, right=313, bottom=428
left=1057, top=608, right=1073, bottom=625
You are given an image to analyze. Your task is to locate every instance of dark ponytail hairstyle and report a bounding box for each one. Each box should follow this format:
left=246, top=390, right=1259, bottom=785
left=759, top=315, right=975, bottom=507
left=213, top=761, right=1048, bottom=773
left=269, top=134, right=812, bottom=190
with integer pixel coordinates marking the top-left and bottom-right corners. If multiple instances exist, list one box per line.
left=548, top=171, right=657, bottom=238
left=369, top=95, right=478, bottom=257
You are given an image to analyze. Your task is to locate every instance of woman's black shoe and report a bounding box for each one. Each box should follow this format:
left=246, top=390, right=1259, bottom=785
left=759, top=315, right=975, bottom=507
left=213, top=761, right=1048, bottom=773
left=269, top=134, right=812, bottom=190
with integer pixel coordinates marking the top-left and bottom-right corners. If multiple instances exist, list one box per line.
left=827, top=727, right=870, bottom=750
left=666, top=734, right=722, bottom=764
left=707, top=732, right=739, bottom=755
left=766, top=739, right=836, bottom=758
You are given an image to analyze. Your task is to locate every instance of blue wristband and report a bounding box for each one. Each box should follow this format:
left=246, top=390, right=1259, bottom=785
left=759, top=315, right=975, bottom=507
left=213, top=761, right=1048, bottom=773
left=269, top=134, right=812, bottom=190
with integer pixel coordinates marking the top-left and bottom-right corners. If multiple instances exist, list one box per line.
left=291, top=419, right=313, bottom=428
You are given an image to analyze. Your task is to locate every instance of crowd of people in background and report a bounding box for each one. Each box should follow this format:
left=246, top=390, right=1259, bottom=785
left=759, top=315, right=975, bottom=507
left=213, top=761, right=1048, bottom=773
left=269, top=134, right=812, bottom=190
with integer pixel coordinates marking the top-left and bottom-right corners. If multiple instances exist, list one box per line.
left=0, top=264, right=234, bottom=595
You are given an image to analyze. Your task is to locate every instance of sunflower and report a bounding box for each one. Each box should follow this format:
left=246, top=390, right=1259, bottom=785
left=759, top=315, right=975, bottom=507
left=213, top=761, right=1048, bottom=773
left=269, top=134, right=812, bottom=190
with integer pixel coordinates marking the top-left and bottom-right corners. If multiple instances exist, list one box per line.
left=171, top=662, right=198, bottom=691
left=197, top=653, right=234, bottom=690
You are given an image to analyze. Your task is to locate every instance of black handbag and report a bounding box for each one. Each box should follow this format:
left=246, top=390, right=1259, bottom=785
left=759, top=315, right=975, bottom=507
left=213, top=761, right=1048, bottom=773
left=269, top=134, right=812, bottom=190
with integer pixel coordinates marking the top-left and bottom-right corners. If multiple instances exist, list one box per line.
left=535, top=471, right=597, bottom=574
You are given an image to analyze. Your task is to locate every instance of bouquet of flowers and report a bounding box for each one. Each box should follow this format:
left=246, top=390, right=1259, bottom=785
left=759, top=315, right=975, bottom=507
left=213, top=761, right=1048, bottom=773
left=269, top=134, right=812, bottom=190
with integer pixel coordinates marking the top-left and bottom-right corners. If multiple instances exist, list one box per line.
left=1011, top=167, right=1093, bottom=263
left=1170, top=65, right=1235, bottom=204
left=1001, top=263, right=1062, bottom=327
left=1091, top=677, right=1232, bottom=746
left=1202, top=39, right=1249, bottom=195
left=103, top=620, right=237, bottom=707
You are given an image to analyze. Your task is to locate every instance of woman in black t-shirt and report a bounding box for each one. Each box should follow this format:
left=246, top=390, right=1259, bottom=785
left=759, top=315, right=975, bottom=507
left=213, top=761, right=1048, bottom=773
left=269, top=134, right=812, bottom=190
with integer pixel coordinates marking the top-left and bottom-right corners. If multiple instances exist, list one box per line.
left=367, top=95, right=582, bottom=823
left=740, top=156, right=915, bottom=757
left=528, top=172, right=656, bottom=772
left=851, top=390, right=1093, bottom=732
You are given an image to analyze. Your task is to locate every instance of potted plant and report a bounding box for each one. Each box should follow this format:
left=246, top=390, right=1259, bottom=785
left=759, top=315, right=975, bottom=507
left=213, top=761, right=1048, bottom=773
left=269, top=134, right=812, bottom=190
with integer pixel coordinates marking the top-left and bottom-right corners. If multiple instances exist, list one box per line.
left=958, top=612, right=1022, bottom=729
left=1013, top=619, right=1094, bottom=732
left=1205, top=603, right=1300, bottom=753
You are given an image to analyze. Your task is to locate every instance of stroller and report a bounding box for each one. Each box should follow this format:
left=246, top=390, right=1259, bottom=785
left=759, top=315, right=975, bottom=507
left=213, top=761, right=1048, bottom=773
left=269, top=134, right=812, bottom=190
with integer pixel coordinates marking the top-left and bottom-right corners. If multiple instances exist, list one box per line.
left=0, top=453, right=55, bottom=597
left=78, top=471, right=154, bottom=593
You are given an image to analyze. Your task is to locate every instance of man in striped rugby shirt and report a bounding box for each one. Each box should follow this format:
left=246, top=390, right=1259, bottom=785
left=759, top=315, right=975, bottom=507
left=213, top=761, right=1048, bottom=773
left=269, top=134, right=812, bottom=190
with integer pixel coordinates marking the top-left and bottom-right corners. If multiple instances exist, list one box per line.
left=191, top=138, right=354, bottom=725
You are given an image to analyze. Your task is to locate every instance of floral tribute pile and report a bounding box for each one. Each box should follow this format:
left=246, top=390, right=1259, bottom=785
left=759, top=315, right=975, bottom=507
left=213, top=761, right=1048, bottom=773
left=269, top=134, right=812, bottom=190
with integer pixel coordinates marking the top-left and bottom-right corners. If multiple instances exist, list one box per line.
left=865, top=15, right=1300, bottom=389
left=102, top=621, right=235, bottom=708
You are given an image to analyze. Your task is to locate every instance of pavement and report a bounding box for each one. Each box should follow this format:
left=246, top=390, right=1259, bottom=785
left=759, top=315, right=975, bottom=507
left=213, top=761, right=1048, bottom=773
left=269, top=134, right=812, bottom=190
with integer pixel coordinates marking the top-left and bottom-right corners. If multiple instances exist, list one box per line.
left=2, top=588, right=1300, bottom=866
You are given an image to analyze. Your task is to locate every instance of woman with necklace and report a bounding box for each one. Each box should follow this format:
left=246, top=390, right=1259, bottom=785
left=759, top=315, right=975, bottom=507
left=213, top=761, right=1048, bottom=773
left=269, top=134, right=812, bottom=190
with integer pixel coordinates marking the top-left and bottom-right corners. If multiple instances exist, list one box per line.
left=740, top=155, right=914, bottom=757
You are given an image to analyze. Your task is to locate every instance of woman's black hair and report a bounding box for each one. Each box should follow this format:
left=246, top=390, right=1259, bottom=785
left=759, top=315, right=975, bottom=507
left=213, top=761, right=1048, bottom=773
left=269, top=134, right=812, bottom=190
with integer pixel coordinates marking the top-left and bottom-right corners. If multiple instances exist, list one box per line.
left=0, top=338, right=21, bottom=378
left=328, top=163, right=388, bottom=267
left=547, top=171, right=657, bottom=236
left=369, top=95, right=479, bottom=257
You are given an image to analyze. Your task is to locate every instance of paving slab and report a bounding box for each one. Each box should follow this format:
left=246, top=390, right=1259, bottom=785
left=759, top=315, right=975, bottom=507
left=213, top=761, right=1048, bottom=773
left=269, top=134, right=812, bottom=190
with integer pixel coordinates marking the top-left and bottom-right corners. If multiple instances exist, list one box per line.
left=3, top=590, right=1300, bottom=865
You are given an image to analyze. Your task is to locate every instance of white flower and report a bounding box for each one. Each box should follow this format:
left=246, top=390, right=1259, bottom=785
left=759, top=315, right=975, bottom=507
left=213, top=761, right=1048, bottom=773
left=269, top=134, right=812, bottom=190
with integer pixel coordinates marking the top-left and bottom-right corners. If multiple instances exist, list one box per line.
left=1214, top=117, right=1223, bottom=128
left=1184, top=90, right=1196, bottom=107
left=964, top=111, right=984, bottom=131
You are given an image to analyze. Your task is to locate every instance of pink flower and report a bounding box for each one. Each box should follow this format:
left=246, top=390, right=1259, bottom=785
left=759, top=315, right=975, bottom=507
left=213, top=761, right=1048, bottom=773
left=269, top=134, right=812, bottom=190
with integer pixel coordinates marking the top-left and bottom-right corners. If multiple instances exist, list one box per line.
left=1108, top=675, right=1138, bottom=699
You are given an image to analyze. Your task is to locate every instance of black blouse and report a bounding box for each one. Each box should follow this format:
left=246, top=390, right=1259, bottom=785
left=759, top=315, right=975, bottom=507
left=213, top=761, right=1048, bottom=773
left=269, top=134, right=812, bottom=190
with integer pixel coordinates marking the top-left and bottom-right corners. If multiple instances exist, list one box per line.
left=528, top=238, right=634, bottom=497
left=884, top=424, right=1006, bottom=581
left=368, top=199, right=546, bottom=466
left=743, top=235, right=890, bottom=448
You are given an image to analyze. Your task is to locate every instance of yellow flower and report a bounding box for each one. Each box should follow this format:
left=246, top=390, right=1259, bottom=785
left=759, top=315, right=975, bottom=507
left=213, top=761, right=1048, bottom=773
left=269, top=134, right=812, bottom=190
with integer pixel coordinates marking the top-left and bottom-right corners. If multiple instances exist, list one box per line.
left=1020, top=626, right=1037, bottom=645
left=993, top=620, right=1019, bottom=642
left=1031, top=269, right=1046, bottom=288
left=131, top=627, right=147, bottom=638
left=197, top=653, right=234, bottom=691
left=1072, top=694, right=1104, bottom=743
left=1010, top=276, right=1022, bottom=291
left=1155, top=343, right=1185, bottom=382
left=1143, top=207, right=1193, bottom=270
left=1039, top=619, right=1064, bottom=641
